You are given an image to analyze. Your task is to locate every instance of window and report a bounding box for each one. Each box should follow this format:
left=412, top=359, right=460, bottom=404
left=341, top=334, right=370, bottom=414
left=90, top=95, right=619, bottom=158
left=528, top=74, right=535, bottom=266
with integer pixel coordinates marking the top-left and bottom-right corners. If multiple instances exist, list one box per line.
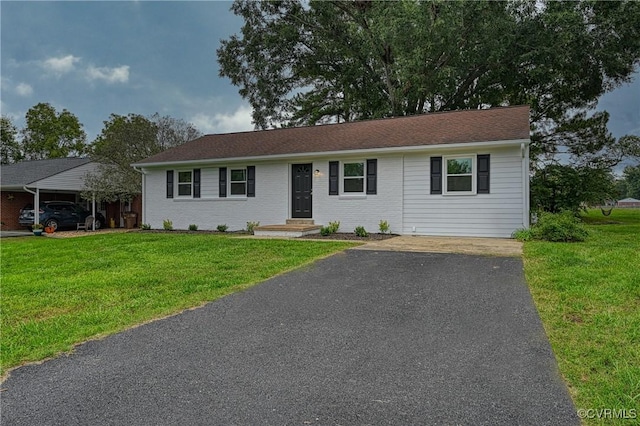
left=177, top=171, right=192, bottom=196
left=219, top=166, right=254, bottom=198
left=329, top=160, right=377, bottom=195
left=230, top=168, right=247, bottom=196
left=343, top=162, right=364, bottom=193
left=444, top=155, right=475, bottom=194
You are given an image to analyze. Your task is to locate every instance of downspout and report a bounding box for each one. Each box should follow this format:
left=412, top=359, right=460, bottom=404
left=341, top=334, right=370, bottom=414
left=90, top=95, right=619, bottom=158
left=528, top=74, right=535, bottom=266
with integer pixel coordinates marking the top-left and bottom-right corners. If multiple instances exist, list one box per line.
left=22, top=185, right=40, bottom=226
left=132, top=166, right=146, bottom=226
left=521, top=142, right=530, bottom=228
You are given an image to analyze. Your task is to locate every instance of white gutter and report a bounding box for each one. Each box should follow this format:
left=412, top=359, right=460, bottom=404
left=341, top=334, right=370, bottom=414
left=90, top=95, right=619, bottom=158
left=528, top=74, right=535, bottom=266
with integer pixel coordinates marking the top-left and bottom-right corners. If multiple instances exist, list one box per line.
left=132, top=166, right=146, bottom=226
left=132, top=139, right=530, bottom=169
left=22, top=185, right=40, bottom=226
left=521, top=142, right=530, bottom=228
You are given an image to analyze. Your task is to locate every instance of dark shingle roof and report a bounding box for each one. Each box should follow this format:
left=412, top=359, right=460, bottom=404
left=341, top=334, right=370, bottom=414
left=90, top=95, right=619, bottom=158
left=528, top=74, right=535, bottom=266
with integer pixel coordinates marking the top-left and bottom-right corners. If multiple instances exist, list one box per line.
left=136, top=106, right=530, bottom=165
left=1, top=157, right=92, bottom=187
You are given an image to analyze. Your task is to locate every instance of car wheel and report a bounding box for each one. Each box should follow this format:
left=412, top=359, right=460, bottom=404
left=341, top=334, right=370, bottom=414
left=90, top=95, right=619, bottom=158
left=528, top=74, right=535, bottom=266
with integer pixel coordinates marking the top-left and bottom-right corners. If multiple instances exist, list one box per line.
left=94, top=219, right=103, bottom=230
left=45, top=219, right=58, bottom=231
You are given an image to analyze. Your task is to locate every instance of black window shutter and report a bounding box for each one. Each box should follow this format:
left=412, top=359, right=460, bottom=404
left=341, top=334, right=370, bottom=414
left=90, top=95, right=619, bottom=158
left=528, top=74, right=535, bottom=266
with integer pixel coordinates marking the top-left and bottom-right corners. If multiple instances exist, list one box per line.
left=430, top=157, right=442, bottom=194
left=366, top=159, right=377, bottom=194
left=219, top=167, right=227, bottom=198
left=329, top=161, right=339, bottom=195
left=477, top=154, right=490, bottom=194
left=247, top=166, right=256, bottom=197
left=193, top=169, right=201, bottom=198
left=166, top=170, right=174, bottom=198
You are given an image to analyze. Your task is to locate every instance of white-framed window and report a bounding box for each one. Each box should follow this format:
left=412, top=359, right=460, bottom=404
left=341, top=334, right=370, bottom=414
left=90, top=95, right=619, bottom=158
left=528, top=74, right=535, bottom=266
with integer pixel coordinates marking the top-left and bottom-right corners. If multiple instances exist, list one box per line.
left=342, top=161, right=365, bottom=193
left=229, top=168, right=247, bottom=196
left=444, top=155, right=476, bottom=195
left=177, top=171, right=193, bottom=196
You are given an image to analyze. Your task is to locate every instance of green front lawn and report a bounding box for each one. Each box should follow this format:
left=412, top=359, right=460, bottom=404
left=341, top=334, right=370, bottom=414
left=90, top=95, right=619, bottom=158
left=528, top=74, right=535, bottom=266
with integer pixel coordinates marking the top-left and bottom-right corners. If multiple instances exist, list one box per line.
left=524, top=209, right=640, bottom=424
left=1, top=233, right=355, bottom=376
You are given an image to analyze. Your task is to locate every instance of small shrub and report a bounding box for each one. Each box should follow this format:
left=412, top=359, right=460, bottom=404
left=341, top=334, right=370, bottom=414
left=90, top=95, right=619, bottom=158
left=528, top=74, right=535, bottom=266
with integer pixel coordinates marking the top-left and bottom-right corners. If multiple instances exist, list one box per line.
left=246, top=221, right=260, bottom=234
left=531, top=211, right=589, bottom=242
left=163, top=219, right=173, bottom=231
left=511, top=228, right=533, bottom=241
left=320, top=226, right=331, bottom=236
left=327, top=220, right=340, bottom=234
left=354, top=226, right=369, bottom=238
left=140, top=223, right=151, bottom=230
left=379, top=220, right=390, bottom=234
left=217, top=224, right=228, bottom=232
left=188, top=224, right=198, bottom=231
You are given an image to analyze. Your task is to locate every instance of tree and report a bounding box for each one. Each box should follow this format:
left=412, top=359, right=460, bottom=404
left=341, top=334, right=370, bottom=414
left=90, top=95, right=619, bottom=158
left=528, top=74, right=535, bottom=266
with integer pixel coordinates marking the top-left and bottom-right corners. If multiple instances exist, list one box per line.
left=622, top=165, right=640, bottom=199
left=531, top=164, right=616, bottom=213
left=218, top=0, right=640, bottom=167
left=1, top=116, right=23, bottom=164
left=21, top=103, right=88, bottom=159
left=82, top=114, right=201, bottom=203
left=218, top=0, right=640, bottom=213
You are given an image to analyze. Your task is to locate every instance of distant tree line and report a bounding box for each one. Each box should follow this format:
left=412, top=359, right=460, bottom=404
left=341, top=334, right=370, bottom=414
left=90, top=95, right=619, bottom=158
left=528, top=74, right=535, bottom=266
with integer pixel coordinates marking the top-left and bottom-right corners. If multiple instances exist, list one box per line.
left=1, top=103, right=201, bottom=204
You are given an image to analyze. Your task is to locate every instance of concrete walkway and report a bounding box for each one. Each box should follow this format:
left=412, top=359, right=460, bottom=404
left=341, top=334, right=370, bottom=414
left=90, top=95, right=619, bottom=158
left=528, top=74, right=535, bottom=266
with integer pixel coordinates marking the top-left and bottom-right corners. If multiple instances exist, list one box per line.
left=0, top=230, right=32, bottom=238
left=356, top=235, right=523, bottom=257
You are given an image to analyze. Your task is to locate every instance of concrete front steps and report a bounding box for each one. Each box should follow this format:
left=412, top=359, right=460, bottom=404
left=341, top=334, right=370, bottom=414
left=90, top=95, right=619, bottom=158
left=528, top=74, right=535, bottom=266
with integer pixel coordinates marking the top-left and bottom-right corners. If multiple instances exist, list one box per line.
left=253, top=219, right=321, bottom=237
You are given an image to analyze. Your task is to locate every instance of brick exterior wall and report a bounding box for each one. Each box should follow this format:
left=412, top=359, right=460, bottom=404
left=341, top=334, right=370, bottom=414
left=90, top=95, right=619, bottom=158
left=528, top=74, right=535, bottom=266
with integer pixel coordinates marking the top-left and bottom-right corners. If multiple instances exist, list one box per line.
left=0, top=191, right=76, bottom=230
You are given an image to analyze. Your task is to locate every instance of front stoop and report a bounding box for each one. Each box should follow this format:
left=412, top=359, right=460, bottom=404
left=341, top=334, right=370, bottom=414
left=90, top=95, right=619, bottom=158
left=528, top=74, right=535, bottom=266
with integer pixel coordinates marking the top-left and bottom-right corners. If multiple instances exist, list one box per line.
left=285, top=219, right=315, bottom=225
left=254, top=221, right=321, bottom=237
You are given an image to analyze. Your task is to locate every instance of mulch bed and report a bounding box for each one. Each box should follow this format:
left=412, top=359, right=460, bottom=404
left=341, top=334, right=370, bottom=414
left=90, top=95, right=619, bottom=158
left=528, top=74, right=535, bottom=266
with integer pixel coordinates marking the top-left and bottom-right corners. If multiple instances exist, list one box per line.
left=48, top=229, right=398, bottom=241
left=141, top=229, right=249, bottom=235
left=297, top=233, right=398, bottom=241
left=143, top=230, right=398, bottom=241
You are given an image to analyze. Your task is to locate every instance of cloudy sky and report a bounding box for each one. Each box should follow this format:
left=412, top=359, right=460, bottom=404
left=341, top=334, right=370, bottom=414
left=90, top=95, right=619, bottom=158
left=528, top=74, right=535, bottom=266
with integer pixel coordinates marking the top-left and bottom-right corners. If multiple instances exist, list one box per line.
left=1, top=1, right=639, bottom=143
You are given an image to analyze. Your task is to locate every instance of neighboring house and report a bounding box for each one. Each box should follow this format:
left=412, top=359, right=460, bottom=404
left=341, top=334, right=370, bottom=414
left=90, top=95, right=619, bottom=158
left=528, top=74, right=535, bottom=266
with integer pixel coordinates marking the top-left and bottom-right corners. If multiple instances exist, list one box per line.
left=617, top=197, right=640, bottom=208
left=133, top=106, right=531, bottom=238
left=0, top=158, right=141, bottom=230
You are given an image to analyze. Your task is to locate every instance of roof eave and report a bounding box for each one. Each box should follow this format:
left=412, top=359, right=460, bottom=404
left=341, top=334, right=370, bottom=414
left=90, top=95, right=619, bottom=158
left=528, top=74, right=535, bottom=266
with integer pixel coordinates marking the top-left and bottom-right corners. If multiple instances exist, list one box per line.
left=133, top=138, right=530, bottom=169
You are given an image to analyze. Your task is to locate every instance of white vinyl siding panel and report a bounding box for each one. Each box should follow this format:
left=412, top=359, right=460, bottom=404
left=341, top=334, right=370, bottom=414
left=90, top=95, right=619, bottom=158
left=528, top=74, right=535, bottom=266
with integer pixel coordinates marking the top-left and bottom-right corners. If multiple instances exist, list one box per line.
left=402, top=147, right=525, bottom=237
left=33, top=162, right=99, bottom=191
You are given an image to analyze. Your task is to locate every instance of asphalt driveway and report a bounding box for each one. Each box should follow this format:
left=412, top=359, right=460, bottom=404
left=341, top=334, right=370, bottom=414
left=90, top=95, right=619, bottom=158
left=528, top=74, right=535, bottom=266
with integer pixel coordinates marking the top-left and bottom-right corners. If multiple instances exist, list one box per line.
left=1, top=250, right=577, bottom=425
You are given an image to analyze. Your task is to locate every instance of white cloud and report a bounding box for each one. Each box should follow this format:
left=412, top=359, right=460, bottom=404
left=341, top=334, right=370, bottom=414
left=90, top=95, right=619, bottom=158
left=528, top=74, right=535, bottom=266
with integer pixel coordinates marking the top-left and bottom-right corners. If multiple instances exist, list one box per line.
left=42, top=54, right=80, bottom=76
left=86, top=65, right=130, bottom=84
left=190, top=104, right=254, bottom=134
left=15, top=82, right=33, bottom=97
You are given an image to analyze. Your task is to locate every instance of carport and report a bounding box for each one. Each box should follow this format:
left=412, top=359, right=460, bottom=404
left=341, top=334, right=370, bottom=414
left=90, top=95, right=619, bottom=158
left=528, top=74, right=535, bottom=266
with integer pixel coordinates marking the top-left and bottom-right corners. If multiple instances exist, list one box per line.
left=1, top=158, right=100, bottom=230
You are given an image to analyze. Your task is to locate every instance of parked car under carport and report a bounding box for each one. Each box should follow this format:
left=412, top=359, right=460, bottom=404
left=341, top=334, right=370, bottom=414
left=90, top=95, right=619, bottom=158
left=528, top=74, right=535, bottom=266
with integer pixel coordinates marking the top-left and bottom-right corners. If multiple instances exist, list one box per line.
left=19, top=201, right=106, bottom=231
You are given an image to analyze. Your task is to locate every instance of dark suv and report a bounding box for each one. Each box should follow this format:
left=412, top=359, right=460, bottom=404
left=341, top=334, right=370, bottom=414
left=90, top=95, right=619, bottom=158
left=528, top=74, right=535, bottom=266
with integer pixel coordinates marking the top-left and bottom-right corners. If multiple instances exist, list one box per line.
left=19, top=201, right=106, bottom=231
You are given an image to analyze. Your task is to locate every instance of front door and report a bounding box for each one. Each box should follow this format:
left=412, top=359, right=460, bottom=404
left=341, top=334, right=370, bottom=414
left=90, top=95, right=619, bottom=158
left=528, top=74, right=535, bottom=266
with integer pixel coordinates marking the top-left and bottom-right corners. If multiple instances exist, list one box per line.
left=292, top=163, right=312, bottom=218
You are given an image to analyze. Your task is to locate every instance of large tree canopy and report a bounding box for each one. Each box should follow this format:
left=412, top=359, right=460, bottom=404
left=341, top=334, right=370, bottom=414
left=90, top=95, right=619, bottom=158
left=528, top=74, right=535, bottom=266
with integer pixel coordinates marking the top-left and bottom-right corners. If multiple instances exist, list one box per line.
left=21, top=102, right=88, bottom=160
left=218, top=0, right=640, bottom=168
left=83, top=113, right=201, bottom=202
left=0, top=116, right=22, bottom=165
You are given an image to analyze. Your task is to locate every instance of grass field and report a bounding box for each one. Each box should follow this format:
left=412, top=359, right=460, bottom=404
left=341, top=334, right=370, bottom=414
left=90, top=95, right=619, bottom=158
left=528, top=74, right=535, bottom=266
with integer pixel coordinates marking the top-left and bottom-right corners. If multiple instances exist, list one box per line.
left=0, top=233, right=355, bottom=377
left=524, top=209, right=640, bottom=424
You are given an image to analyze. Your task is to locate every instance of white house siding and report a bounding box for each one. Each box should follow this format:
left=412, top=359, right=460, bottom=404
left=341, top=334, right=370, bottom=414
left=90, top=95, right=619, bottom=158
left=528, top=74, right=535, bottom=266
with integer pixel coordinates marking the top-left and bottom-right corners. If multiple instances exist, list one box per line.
left=143, top=162, right=289, bottom=231
left=402, top=146, right=525, bottom=238
left=33, top=162, right=99, bottom=191
left=142, top=146, right=526, bottom=237
left=311, top=155, right=403, bottom=234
